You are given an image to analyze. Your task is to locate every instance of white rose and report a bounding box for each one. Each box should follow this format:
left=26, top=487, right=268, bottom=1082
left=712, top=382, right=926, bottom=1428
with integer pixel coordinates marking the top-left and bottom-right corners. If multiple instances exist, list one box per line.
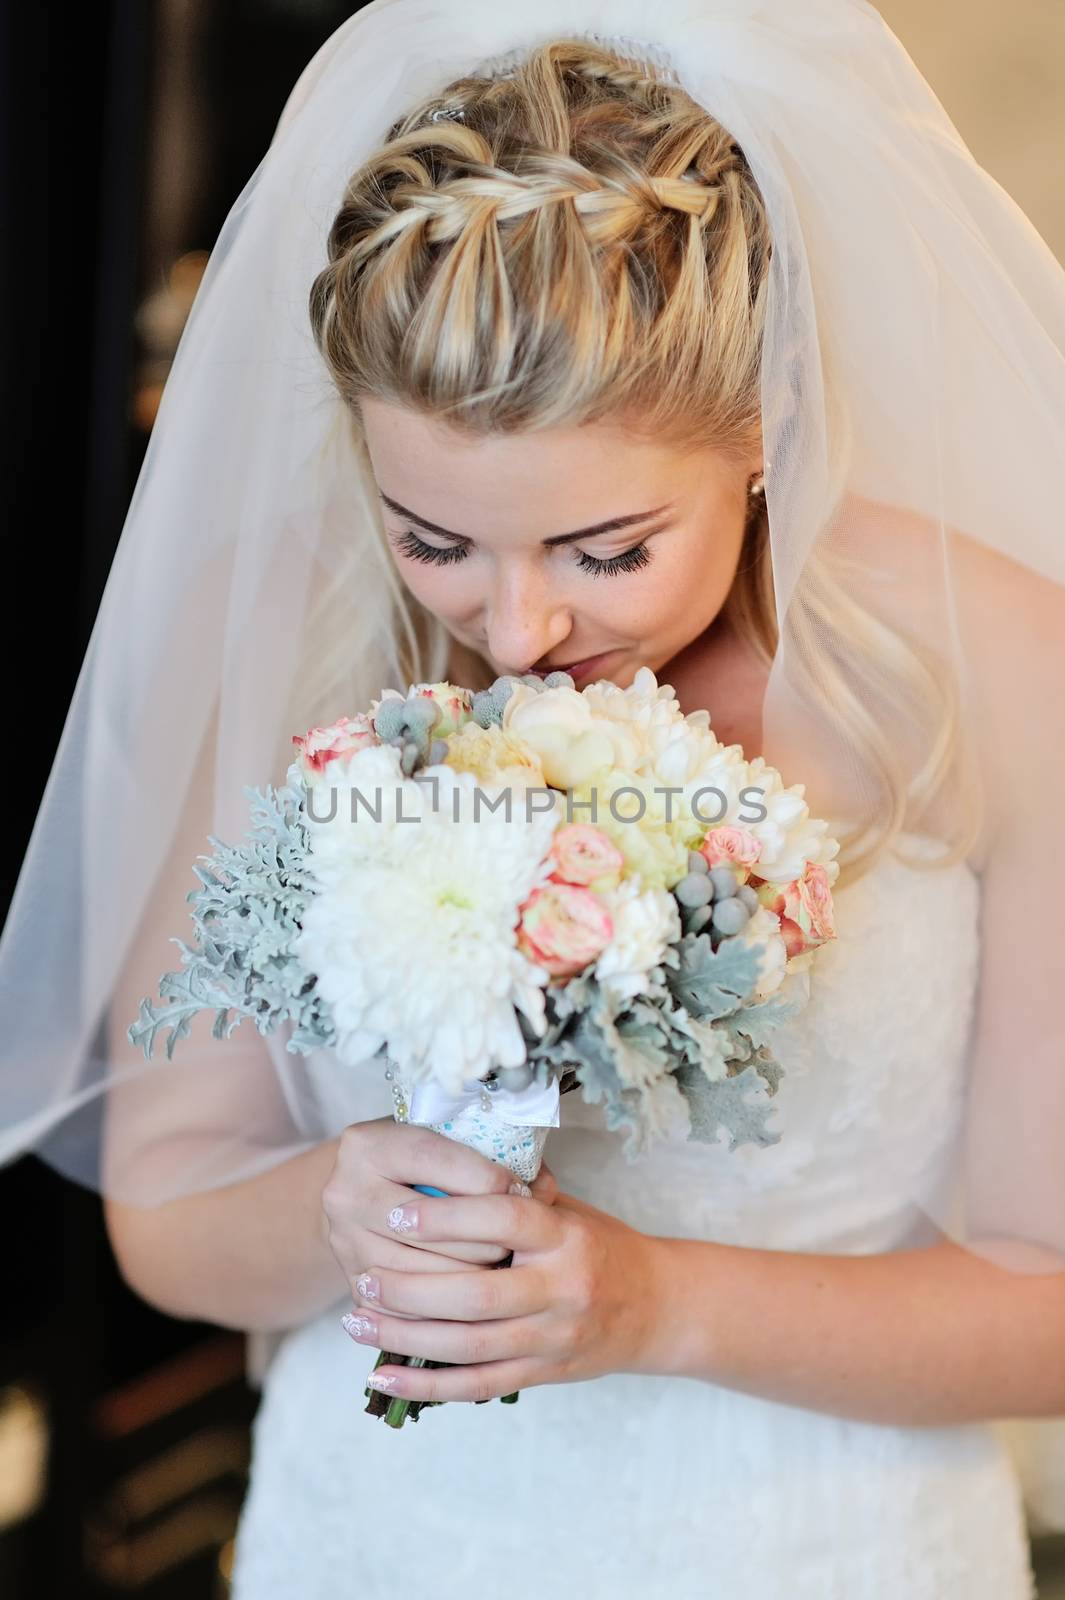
left=502, top=684, right=641, bottom=787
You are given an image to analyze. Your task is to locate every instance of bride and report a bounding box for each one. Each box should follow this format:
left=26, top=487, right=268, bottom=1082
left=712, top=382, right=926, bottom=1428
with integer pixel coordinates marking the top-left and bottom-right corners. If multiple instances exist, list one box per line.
left=0, top=3, right=1062, bottom=1595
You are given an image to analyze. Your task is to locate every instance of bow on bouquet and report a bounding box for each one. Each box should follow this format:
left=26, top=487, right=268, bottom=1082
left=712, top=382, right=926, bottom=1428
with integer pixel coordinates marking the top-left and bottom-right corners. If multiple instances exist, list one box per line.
left=130, top=667, right=839, bottom=1428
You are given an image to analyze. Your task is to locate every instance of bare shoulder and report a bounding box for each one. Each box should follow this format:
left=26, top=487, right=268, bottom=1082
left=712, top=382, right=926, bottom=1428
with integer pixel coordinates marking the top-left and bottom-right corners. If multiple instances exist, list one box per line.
left=843, top=493, right=1063, bottom=651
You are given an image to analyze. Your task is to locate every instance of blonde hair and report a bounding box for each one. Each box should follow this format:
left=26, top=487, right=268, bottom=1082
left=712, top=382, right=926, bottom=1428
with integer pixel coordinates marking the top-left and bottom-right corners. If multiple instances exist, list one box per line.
left=295, top=38, right=981, bottom=886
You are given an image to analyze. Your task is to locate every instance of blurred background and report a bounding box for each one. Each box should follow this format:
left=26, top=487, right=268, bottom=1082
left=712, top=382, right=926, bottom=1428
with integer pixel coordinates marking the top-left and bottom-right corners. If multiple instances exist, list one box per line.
left=3, top=1, right=1064, bottom=1594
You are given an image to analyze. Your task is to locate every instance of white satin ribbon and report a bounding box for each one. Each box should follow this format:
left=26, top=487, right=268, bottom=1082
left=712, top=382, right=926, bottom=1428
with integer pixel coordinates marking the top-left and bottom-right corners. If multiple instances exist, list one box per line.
left=405, top=1073, right=561, bottom=1129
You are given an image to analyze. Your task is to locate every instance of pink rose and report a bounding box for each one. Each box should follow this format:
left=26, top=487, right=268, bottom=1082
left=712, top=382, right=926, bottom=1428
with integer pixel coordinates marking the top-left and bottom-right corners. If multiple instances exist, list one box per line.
left=548, top=824, right=624, bottom=891
left=291, top=713, right=377, bottom=780
left=517, top=883, right=614, bottom=978
left=765, top=860, right=837, bottom=956
left=698, top=825, right=763, bottom=876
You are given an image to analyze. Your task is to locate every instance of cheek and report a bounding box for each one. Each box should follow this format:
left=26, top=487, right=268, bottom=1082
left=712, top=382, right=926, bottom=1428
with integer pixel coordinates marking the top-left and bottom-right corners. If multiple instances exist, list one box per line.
left=611, top=540, right=737, bottom=638
left=395, top=563, right=479, bottom=620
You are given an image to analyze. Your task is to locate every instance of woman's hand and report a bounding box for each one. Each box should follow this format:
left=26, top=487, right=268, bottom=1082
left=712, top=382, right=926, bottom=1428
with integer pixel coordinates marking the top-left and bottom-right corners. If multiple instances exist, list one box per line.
left=322, top=1119, right=560, bottom=1307
left=341, top=1183, right=673, bottom=1401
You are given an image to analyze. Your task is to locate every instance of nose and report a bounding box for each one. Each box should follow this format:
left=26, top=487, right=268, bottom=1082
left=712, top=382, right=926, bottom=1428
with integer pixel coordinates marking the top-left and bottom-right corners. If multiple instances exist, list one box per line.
left=484, top=559, right=572, bottom=675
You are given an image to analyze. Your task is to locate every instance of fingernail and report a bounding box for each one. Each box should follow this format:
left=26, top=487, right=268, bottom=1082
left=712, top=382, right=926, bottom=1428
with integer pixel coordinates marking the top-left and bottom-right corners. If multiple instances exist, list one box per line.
left=387, top=1204, right=418, bottom=1233
left=355, top=1272, right=380, bottom=1302
left=508, top=1181, right=533, bottom=1198
left=366, top=1371, right=399, bottom=1392
left=341, top=1311, right=378, bottom=1343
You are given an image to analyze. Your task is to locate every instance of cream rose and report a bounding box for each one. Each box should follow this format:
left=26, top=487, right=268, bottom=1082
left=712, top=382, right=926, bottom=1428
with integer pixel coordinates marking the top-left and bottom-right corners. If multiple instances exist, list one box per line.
left=548, top=824, right=625, bottom=891
left=442, top=722, right=545, bottom=787
left=698, top=825, right=763, bottom=874
left=410, top=681, right=474, bottom=736
left=291, top=713, right=378, bottom=782
left=502, top=683, right=641, bottom=788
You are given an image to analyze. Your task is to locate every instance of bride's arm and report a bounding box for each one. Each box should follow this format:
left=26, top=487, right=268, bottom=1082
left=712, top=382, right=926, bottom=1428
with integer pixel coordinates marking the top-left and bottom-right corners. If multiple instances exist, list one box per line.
left=101, top=707, right=349, bottom=1333
left=653, top=1232, right=1065, bottom=1424
left=104, top=1138, right=343, bottom=1333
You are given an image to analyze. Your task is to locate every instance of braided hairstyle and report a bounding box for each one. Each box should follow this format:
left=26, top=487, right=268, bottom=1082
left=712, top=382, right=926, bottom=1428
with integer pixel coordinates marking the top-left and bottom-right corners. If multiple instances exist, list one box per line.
left=311, top=39, right=771, bottom=445
left=308, top=37, right=774, bottom=648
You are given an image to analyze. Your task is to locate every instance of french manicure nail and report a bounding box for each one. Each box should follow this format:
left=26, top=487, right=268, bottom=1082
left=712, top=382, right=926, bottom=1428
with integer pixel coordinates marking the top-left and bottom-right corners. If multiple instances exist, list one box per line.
left=341, top=1311, right=378, bottom=1343
left=508, top=1181, right=533, bottom=1198
left=366, top=1371, right=399, bottom=1392
left=387, top=1204, right=418, bottom=1233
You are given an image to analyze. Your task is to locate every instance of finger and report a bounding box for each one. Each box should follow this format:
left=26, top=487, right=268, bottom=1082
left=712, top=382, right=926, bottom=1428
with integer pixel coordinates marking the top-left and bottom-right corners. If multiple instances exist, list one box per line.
left=364, top=1356, right=549, bottom=1405
left=362, top=1172, right=512, bottom=1264
left=362, top=1120, right=527, bottom=1198
left=342, top=1305, right=547, bottom=1366
left=530, top=1161, right=559, bottom=1206
left=384, top=1191, right=558, bottom=1253
left=353, top=1262, right=544, bottom=1322
left=342, top=1236, right=484, bottom=1289
left=375, top=1231, right=511, bottom=1266
left=390, top=1235, right=511, bottom=1260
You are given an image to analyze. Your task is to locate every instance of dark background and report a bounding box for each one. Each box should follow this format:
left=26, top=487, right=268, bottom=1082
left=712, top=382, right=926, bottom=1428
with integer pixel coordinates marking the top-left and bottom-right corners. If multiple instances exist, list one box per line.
left=3, top=6, right=358, bottom=1596
left=3, top=3, right=1064, bottom=1596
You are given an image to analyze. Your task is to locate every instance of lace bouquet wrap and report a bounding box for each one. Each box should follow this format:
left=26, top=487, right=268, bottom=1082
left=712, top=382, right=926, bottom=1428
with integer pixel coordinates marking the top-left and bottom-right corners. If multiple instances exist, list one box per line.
left=130, top=668, right=839, bottom=1427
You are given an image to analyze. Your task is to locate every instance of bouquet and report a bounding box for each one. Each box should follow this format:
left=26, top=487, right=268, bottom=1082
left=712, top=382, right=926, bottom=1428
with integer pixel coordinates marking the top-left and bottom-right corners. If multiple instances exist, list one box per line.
left=130, top=667, right=838, bottom=1427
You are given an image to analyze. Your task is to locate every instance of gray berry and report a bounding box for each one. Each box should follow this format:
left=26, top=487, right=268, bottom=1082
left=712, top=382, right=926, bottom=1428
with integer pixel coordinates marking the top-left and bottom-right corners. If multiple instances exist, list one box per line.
left=686, top=850, right=710, bottom=876
left=471, top=690, right=499, bottom=728
left=373, top=701, right=407, bottom=742
left=428, top=738, right=449, bottom=765
left=543, top=671, right=575, bottom=689
left=712, top=897, right=750, bottom=935
left=709, top=865, right=739, bottom=899
left=737, top=884, right=760, bottom=913
left=497, top=1064, right=535, bottom=1092
left=674, top=872, right=713, bottom=908
left=405, top=698, right=440, bottom=729
left=686, top=904, right=712, bottom=934
left=521, top=673, right=546, bottom=690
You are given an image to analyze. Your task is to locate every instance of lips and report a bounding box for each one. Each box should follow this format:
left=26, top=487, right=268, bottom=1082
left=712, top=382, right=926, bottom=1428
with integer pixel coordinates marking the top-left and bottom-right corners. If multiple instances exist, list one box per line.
left=526, top=651, right=617, bottom=681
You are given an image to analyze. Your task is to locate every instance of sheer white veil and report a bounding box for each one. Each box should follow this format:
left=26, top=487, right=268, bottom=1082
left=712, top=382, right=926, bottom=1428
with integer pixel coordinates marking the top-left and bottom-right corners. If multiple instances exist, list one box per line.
left=1, top=0, right=1062, bottom=1318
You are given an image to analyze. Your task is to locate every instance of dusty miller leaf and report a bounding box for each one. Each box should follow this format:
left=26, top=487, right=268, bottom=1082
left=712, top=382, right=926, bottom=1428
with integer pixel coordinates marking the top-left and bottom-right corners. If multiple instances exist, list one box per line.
left=673, top=1058, right=783, bottom=1151
left=126, top=777, right=337, bottom=1063
left=666, top=932, right=762, bottom=1021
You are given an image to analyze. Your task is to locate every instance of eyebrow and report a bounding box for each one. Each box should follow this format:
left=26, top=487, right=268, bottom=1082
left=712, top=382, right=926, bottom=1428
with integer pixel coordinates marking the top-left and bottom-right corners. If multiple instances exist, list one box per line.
left=378, top=491, right=677, bottom=547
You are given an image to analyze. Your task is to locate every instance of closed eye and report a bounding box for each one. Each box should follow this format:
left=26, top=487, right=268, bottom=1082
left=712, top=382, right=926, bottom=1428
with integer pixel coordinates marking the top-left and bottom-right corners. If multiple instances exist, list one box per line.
left=390, top=529, right=654, bottom=578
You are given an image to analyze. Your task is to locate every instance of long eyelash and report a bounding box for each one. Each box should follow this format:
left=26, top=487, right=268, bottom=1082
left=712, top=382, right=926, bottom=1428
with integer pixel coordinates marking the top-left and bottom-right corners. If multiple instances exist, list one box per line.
left=575, top=542, right=652, bottom=578
left=393, top=530, right=469, bottom=566
left=393, top=528, right=653, bottom=578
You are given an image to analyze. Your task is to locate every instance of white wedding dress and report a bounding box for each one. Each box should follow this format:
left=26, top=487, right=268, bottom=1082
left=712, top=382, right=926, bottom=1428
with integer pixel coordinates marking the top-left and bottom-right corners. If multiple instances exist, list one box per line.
left=230, top=835, right=1038, bottom=1598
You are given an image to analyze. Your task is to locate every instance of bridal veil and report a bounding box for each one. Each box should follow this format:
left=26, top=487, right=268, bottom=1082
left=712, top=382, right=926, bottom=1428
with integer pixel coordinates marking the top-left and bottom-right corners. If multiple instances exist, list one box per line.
left=0, top=1, right=1061, bottom=1300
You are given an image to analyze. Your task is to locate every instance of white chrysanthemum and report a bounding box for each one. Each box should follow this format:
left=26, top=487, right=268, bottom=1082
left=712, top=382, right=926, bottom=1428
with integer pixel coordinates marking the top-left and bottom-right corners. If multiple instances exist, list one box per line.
left=740, top=757, right=842, bottom=886
left=294, top=744, right=558, bottom=1092
left=581, top=666, right=686, bottom=736
left=593, top=877, right=681, bottom=1006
